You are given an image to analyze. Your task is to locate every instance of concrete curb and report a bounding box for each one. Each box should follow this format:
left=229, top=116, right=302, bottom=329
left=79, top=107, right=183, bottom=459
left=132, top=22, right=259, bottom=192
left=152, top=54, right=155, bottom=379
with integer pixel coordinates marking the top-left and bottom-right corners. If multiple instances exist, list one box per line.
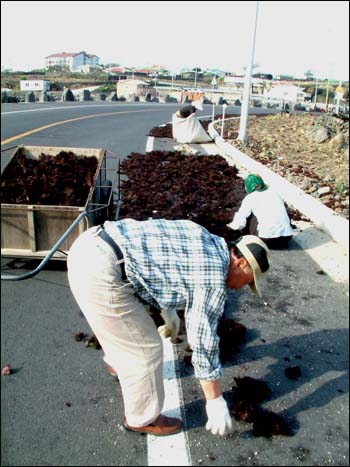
left=208, top=119, right=349, bottom=251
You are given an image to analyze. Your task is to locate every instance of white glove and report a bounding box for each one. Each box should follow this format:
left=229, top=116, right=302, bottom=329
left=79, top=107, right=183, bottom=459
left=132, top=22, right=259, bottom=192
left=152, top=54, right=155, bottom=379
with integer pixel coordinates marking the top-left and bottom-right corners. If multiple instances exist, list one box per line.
left=205, top=395, right=233, bottom=436
left=158, top=309, right=180, bottom=343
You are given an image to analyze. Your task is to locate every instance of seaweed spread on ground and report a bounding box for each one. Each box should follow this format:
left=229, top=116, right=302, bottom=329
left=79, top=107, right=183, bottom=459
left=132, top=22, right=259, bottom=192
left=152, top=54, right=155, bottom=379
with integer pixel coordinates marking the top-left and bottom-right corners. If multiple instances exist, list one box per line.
left=119, top=150, right=246, bottom=240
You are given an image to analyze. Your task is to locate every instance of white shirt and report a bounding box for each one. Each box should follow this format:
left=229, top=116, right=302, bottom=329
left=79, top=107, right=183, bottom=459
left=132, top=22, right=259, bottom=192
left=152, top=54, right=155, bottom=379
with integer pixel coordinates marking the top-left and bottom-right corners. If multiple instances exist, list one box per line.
left=228, top=188, right=293, bottom=238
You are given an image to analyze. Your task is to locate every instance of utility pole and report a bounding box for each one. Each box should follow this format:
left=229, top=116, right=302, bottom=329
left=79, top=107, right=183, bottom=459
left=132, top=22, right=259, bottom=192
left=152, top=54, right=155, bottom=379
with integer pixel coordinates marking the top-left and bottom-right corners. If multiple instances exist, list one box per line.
left=325, top=78, right=330, bottom=111
left=314, top=77, right=318, bottom=105
left=238, top=1, right=259, bottom=144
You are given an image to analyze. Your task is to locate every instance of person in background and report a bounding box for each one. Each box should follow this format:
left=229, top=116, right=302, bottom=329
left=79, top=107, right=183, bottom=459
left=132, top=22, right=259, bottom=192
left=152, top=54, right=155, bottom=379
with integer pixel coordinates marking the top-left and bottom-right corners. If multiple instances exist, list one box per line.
left=175, top=101, right=201, bottom=118
left=172, top=99, right=212, bottom=144
left=67, top=218, right=271, bottom=437
left=227, top=173, right=293, bottom=249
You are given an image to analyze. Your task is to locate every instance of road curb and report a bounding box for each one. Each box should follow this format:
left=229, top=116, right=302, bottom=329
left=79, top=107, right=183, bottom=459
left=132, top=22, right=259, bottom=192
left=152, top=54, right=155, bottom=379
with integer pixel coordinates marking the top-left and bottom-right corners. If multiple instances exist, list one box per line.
left=208, top=119, right=349, bottom=250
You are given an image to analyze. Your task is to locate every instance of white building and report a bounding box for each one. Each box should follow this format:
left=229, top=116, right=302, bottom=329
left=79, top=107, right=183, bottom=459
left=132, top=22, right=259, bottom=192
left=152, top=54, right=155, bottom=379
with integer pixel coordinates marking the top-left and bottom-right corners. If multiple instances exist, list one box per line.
left=117, top=79, right=155, bottom=98
left=20, top=80, right=50, bottom=91
left=45, top=51, right=99, bottom=71
left=267, top=84, right=306, bottom=103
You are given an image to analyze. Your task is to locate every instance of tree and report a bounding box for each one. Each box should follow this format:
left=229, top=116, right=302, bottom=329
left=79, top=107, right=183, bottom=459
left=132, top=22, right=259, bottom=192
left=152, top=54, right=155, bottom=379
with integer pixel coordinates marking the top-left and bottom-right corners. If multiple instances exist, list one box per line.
left=304, top=69, right=314, bottom=81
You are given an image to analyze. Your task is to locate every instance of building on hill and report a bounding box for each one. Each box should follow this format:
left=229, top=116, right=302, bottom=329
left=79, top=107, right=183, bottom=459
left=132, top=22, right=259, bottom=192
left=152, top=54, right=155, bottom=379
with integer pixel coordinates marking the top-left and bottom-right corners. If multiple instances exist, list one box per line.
left=116, top=79, right=155, bottom=99
left=45, top=52, right=99, bottom=71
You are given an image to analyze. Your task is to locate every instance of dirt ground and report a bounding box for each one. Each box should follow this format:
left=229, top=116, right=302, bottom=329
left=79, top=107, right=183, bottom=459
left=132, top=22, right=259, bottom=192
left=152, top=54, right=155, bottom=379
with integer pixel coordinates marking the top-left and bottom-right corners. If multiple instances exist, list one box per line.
left=215, top=113, right=349, bottom=219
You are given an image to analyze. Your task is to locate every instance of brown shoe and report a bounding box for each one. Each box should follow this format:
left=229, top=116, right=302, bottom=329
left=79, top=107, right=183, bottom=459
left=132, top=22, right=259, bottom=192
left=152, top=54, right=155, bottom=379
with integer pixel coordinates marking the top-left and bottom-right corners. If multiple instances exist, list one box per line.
left=106, top=363, right=118, bottom=378
left=122, top=414, right=182, bottom=436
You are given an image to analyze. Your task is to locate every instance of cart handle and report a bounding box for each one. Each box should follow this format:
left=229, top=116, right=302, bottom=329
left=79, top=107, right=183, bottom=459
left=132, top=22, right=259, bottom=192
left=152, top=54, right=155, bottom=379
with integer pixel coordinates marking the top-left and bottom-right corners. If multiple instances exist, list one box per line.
left=1, top=211, right=88, bottom=281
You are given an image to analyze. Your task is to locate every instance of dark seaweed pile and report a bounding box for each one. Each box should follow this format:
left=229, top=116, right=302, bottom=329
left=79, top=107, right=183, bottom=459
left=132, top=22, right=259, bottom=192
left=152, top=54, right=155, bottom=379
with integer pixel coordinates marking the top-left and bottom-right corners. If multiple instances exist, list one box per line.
left=1, top=151, right=98, bottom=206
left=231, top=376, right=291, bottom=437
left=119, top=150, right=245, bottom=240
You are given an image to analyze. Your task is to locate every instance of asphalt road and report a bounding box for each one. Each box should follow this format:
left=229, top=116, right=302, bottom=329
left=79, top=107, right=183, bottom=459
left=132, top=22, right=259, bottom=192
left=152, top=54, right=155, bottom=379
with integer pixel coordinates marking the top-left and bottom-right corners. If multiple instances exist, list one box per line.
left=1, top=102, right=349, bottom=467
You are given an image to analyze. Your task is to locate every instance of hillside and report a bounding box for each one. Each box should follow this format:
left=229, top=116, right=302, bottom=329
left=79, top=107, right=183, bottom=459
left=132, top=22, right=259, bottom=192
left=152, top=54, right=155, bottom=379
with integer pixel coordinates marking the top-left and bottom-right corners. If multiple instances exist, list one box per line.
left=215, top=113, right=349, bottom=219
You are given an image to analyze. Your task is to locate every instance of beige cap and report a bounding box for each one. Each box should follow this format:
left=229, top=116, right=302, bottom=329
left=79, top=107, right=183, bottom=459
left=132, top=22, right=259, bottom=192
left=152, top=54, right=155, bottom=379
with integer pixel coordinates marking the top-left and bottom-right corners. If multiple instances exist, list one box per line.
left=235, top=235, right=271, bottom=297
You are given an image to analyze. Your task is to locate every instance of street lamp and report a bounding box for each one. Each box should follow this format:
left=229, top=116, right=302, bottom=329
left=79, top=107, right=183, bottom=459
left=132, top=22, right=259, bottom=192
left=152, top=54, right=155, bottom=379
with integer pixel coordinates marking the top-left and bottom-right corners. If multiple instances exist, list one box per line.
left=238, top=1, right=259, bottom=143
left=211, top=76, right=217, bottom=122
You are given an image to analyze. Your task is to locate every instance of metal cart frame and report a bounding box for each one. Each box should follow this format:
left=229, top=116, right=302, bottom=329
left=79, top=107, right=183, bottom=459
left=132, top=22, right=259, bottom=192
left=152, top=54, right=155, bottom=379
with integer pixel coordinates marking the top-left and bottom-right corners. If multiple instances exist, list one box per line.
left=1, top=145, right=121, bottom=281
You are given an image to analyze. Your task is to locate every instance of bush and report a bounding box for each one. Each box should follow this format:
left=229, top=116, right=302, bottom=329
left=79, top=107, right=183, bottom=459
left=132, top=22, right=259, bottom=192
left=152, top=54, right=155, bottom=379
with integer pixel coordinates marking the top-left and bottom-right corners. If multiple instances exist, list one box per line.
left=50, top=82, right=63, bottom=91
left=93, top=84, right=116, bottom=93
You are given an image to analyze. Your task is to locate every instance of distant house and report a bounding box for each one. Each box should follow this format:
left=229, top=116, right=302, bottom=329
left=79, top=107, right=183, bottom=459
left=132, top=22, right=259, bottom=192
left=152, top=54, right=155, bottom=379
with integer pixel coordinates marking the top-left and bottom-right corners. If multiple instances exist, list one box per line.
left=76, top=64, right=101, bottom=74
left=267, top=84, right=306, bottom=103
left=20, top=80, right=50, bottom=92
left=104, top=66, right=126, bottom=74
left=45, top=51, right=99, bottom=71
left=204, top=69, right=227, bottom=78
left=117, top=79, right=155, bottom=98
left=223, top=75, right=246, bottom=85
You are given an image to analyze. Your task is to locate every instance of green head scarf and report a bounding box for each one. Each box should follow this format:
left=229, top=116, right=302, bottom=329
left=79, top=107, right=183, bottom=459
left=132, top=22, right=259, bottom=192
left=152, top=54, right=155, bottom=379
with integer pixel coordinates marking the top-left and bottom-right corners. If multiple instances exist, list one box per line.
left=244, top=174, right=268, bottom=194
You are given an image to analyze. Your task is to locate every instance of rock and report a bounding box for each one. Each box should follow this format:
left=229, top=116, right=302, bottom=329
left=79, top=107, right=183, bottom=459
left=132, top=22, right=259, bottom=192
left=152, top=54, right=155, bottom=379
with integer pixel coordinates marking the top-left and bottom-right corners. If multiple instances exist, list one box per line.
left=62, top=89, right=74, bottom=101
left=1, top=91, right=9, bottom=103
left=300, top=177, right=312, bottom=190
left=342, top=208, right=349, bottom=217
left=25, top=91, right=35, bottom=103
left=80, top=90, right=91, bottom=101
left=108, top=92, right=118, bottom=101
left=313, top=127, right=329, bottom=143
left=328, top=133, right=345, bottom=151
left=317, top=186, right=331, bottom=197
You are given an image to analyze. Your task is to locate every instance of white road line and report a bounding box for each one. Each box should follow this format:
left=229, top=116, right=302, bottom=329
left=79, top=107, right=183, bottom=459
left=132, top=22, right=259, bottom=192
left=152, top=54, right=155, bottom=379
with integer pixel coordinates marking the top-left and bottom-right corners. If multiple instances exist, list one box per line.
left=1, top=104, right=122, bottom=114
left=1, top=103, right=179, bottom=116
left=147, top=337, right=192, bottom=466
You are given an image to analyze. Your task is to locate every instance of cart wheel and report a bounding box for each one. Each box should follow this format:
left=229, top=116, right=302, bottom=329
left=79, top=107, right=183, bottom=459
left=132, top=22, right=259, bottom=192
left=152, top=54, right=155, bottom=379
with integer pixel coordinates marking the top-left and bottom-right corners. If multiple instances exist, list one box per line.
left=93, top=179, right=113, bottom=225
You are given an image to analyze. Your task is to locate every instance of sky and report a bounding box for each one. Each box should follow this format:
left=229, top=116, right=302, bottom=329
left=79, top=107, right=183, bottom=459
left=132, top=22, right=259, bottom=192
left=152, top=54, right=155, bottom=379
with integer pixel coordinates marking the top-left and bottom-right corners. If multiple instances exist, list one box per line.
left=1, top=1, right=349, bottom=80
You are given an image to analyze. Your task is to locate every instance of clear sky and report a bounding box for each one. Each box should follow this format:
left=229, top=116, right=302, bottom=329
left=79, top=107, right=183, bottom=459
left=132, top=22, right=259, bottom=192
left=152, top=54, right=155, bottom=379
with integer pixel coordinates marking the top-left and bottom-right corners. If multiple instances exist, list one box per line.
left=1, top=1, right=349, bottom=80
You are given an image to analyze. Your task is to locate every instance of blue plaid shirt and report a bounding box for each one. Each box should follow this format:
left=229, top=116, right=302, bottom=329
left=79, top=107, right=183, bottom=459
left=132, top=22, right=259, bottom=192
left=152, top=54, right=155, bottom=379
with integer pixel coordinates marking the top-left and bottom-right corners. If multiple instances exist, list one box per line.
left=104, top=219, right=230, bottom=380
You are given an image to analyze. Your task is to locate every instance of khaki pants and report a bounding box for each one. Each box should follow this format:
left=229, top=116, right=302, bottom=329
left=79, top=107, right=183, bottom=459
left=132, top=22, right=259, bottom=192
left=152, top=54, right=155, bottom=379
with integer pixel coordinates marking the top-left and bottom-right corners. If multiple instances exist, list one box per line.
left=67, top=226, right=165, bottom=427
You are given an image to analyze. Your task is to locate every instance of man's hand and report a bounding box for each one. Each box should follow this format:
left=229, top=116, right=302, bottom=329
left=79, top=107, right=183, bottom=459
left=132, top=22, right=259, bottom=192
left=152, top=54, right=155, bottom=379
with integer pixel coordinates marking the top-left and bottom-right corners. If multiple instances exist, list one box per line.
left=158, top=310, right=180, bottom=343
left=205, top=395, right=233, bottom=436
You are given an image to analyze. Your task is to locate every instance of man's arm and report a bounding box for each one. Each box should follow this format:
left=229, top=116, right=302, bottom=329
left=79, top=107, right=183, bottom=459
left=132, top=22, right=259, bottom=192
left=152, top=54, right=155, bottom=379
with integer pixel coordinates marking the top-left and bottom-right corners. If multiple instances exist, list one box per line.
left=199, top=379, right=222, bottom=399
left=227, top=196, right=252, bottom=231
left=186, top=288, right=233, bottom=435
left=200, top=379, right=232, bottom=436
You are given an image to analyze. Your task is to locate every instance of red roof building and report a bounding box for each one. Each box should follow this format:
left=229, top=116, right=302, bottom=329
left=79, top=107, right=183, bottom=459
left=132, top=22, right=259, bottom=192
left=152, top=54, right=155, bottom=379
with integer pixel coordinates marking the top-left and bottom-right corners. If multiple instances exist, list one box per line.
left=45, top=51, right=99, bottom=71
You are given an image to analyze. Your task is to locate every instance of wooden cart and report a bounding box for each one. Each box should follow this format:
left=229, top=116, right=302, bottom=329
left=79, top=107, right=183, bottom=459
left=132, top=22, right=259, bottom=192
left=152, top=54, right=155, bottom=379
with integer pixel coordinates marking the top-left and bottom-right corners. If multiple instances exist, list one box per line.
left=1, top=145, right=119, bottom=261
